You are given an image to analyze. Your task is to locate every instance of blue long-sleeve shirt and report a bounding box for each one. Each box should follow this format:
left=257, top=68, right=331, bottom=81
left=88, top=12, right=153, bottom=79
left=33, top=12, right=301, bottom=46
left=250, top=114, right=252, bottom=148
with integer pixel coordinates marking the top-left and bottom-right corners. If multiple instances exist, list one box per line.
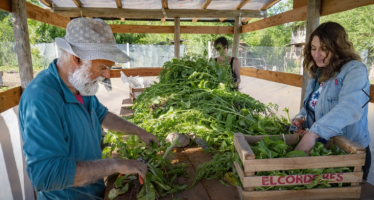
left=19, top=59, right=108, bottom=200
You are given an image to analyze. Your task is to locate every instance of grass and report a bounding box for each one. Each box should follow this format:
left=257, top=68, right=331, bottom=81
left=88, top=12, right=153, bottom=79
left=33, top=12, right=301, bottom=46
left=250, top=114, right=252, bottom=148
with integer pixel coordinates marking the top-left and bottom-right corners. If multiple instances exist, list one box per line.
left=0, top=86, right=11, bottom=92
left=0, top=65, right=47, bottom=73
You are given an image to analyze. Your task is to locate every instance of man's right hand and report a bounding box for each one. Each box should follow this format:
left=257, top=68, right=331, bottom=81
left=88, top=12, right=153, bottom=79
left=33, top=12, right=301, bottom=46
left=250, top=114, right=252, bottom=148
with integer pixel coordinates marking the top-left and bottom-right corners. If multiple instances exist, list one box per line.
left=115, top=159, right=147, bottom=180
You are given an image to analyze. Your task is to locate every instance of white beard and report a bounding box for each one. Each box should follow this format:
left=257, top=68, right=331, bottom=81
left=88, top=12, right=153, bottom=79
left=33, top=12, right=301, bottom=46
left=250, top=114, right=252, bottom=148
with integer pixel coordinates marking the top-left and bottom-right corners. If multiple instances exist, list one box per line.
left=68, top=61, right=105, bottom=96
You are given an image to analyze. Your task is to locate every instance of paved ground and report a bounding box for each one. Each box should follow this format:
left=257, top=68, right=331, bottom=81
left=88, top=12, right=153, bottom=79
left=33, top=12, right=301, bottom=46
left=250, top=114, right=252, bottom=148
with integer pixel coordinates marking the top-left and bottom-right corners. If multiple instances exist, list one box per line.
left=96, top=76, right=374, bottom=185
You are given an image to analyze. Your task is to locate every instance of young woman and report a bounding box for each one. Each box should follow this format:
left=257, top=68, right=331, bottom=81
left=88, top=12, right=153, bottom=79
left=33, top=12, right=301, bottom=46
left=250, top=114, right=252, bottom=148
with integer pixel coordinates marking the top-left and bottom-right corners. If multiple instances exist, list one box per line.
left=213, top=37, right=241, bottom=85
left=293, top=22, right=371, bottom=181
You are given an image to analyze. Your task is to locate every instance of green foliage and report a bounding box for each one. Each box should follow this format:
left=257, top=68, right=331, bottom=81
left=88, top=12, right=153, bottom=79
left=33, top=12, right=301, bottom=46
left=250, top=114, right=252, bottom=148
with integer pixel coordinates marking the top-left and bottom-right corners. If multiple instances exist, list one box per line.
left=249, top=137, right=352, bottom=191
left=128, top=55, right=290, bottom=151
left=103, top=131, right=189, bottom=199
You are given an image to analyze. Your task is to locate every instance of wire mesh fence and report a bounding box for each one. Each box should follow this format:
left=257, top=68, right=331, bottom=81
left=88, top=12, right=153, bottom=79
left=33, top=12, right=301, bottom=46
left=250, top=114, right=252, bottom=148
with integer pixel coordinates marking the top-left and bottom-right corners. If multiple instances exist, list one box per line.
left=0, top=42, right=373, bottom=83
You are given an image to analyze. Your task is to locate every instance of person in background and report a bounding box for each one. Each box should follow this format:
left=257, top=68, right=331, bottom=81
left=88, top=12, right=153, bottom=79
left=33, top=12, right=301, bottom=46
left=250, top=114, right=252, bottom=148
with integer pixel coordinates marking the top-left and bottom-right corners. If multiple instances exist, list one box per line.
left=213, top=37, right=241, bottom=85
left=19, top=18, right=158, bottom=199
left=292, top=22, right=371, bottom=182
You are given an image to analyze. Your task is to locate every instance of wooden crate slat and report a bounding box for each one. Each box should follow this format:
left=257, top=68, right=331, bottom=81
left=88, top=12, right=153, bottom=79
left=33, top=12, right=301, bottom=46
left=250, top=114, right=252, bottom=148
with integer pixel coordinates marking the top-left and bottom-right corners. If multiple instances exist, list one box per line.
left=333, top=135, right=366, bottom=154
left=243, top=154, right=365, bottom=172
left=238, top=186, right=361, bottom=200
left=234, top=133, right=256, bottom=161
left=240, top=172, right=363, bottom=187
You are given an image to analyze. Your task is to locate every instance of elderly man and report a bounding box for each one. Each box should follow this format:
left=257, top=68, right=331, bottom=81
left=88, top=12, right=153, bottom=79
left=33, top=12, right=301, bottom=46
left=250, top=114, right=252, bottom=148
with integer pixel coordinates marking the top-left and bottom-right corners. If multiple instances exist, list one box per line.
left=18, top=18, right=158, bottom=199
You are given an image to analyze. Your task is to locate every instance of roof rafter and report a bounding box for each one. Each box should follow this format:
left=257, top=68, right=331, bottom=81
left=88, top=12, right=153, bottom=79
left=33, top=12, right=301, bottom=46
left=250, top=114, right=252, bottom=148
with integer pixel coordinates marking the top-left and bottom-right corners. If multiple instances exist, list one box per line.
left=192, top=0, right=212, bottom=23
left=220, top=0, right=252, bottom=22
left=115, top=0, right=125, bottom=21
left=53, top=8, right=265, bottom=19
left=161, top=0, right=168, bottom=23
left=39, top=0, right=53, bottom=8
left=72, top=0, right=83, bottom=8
left=242, top=0, right=281, bottom=23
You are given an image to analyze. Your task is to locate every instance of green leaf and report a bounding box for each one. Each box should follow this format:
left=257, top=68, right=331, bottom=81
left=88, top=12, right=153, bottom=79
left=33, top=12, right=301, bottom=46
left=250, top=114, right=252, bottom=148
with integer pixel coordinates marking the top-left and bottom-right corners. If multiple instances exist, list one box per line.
left=285, top=150, right=308, bottom=158
left=108, top=188, right=119, bottom=200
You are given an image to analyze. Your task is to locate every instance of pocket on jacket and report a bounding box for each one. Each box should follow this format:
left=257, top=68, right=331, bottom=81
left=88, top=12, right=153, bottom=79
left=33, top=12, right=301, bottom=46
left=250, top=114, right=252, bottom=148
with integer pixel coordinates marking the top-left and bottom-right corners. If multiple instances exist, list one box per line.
left=327, top=78, right=342, bottom=101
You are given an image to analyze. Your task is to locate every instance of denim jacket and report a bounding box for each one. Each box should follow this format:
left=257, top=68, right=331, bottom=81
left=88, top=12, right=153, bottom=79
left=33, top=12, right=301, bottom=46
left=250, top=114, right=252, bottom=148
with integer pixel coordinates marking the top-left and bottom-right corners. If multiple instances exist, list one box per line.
left=295, top=60, right=371, bottom=148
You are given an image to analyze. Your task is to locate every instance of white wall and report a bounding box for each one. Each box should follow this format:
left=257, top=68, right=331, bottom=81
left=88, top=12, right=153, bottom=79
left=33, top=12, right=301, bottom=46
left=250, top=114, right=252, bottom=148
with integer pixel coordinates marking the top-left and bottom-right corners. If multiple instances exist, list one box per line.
left=0, top=107, right=34, bottom=200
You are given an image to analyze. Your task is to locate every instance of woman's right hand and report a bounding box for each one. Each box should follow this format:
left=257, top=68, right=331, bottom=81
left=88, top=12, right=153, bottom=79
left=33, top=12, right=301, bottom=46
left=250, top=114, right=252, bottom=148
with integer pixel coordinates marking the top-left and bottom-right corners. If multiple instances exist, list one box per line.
left=292, top=117, right=304, bottom=132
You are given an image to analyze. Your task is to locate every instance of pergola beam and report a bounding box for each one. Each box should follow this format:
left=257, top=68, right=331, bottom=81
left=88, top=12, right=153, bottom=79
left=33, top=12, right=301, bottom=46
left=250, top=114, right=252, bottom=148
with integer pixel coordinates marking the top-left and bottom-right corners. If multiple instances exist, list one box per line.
left=242, top=0, right=374, bottom=33
left=161, top=0, right=168, bottom=23
left=110, top=24, right=234, bottom=34
left=220, top=0, right=252, bottom=22
left=39, top=0, right=53, bottom=8
left=192, top=0, right=212, bottom=23
left=115, top=0, right=122, bottom=8
left=26, top=2, right=70, bottom=28
left=52, top=8, right=266, bottom=19
left=242, top=0, right=281, bottom=23
left=72, top=0, right=83, bottom=8
left=0, top=0, right=11, bottom=12
left=115, top=0, right=125, bottom=22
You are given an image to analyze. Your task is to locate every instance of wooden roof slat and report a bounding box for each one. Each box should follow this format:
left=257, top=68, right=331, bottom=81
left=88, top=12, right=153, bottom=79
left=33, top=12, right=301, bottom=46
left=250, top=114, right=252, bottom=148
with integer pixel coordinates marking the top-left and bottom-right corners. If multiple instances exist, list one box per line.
left=39, top=0, right=53, bottom=8
left=192, top=0, right=212, bottom=23
left=27, top=2, right=70, bottom=28
left=161, top=0, right=168, bottom=23
left=242, top=0, right=374, bottom=33
left=220, top=0, right=252, bottom=22
left=115, top=0, right=122, bottom=8
left=53, top=7, right=265, bottom=19
left=115, top=0, right=125, bottom=21
left=242, top=0, right=281, bottom=23
left=72, top=0, right=82, bottom=8
left=110, top=24, right=234, bottom=34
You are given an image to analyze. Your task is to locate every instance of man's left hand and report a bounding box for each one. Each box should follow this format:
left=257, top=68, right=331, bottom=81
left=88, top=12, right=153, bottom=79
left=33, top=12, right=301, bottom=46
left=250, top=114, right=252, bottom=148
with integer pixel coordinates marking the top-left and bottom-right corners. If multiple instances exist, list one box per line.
left=294, top=132, right=320, bottom=155
left=137, top=129, right=159, bottom=149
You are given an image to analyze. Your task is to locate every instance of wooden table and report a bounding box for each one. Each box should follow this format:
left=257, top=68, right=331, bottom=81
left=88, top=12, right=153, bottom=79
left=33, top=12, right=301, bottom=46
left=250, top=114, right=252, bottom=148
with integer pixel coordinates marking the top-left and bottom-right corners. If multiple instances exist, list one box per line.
left=111, top=98, right=374, bottom=200
left=104, top=147, right=240, bottom=200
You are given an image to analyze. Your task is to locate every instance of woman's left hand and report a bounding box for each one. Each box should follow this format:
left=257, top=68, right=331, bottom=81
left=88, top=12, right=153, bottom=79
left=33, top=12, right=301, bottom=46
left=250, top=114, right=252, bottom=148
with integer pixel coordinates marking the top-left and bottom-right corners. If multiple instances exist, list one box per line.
left=294, top=132, right=320, bottom=155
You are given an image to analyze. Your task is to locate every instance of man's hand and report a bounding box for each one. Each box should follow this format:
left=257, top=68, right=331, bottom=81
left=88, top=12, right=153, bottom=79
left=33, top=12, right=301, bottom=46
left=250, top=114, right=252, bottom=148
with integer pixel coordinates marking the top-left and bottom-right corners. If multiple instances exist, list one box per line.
left=294, top=132, right=320, bottom=155
left=115, top=159, right=147, bottom=180
left=137, top=129, right=159, bottom=149
left=102, top=112, right=159, bottom=148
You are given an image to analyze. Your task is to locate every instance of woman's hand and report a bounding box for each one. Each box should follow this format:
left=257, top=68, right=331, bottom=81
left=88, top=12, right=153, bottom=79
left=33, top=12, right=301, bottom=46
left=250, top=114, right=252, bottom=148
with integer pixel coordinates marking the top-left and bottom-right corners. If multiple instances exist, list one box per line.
left=292, top=117, right=304, bottom=132
left=294, top=132, right=320, bottom=155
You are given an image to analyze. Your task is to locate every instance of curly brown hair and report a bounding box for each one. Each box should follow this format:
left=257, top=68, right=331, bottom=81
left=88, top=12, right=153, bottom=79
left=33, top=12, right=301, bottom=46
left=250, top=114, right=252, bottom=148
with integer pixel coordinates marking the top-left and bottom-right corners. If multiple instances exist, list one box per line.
left=303, top=22, right=361, bottom=82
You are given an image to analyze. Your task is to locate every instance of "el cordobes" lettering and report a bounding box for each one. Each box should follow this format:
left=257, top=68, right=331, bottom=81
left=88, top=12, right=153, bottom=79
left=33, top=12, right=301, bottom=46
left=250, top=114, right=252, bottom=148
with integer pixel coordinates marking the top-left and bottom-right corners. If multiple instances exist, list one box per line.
left=261, top=173, right=344, bottom=186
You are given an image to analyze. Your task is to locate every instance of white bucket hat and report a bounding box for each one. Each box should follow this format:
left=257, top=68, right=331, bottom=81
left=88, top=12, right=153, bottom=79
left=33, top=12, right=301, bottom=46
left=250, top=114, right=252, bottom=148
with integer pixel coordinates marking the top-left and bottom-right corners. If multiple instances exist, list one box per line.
left=55, top=17, right=130, bottom=63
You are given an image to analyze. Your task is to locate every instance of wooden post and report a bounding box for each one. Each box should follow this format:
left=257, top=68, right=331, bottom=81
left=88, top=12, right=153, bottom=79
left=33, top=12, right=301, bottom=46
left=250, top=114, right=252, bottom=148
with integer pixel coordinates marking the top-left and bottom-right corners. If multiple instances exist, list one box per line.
left=300, top=0, right=321, bottom=108
left=0, top=71, right=3, bottom=85
left=232, top=16, right=241, bottom=58
left=174, top=17, right=180, bottom=59
left=12, top=0, right=33, bottom=89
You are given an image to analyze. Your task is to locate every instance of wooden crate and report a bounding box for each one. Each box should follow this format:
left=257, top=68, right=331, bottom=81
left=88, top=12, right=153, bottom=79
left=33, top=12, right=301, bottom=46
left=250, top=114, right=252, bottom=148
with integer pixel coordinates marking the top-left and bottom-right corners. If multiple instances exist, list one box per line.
left=129, top=85, right=146, bottom=102
left=233, top=133, right=366, bottom=200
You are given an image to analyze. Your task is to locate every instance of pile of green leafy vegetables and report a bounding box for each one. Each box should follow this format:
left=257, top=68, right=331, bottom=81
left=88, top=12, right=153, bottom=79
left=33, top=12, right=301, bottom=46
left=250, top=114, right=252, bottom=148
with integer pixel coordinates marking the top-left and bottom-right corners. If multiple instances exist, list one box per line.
left=104, top=55, right=293, bottom=199
left=249, top=136, right=352, bottom=191
left=104, top=132, right=189, bottom=200
left=127, top=55, right=290, bottom=150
